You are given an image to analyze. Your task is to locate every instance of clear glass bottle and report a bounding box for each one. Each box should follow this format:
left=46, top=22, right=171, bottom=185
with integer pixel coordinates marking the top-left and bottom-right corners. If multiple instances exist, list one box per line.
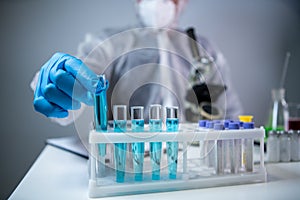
left=267, top=130, right=280, bottom=162
left=279, top=131, right=291, bottom=162
left=290, top=130, right=300, bottom=161
left=265, top=88, right=289, bottom=140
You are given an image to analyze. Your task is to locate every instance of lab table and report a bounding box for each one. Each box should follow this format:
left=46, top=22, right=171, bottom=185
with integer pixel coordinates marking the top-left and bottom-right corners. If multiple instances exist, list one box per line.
left=9, top=144, right=300, bottom=200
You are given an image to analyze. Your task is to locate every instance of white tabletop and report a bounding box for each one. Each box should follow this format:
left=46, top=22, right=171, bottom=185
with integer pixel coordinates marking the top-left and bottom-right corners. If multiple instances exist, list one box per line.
left=9, top=145, right=300, bottom=200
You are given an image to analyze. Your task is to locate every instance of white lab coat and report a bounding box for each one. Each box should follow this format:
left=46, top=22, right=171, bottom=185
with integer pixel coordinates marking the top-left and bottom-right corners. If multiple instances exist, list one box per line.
left=31, top=26, right=243, bottom=126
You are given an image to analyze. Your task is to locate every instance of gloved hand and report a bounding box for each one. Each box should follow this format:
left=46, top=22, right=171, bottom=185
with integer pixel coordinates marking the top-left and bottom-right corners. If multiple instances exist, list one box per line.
left=33, top=52, right=101, bottom=118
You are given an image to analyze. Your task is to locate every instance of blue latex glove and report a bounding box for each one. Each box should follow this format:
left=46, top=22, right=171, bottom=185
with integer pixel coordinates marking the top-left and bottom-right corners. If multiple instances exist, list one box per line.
left=33, top=52, right=101, bottom=118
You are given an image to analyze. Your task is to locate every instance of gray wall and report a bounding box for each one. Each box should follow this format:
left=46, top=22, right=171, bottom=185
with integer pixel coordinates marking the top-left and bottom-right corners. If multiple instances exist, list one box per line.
left=0, top=0, right=299, bottom=199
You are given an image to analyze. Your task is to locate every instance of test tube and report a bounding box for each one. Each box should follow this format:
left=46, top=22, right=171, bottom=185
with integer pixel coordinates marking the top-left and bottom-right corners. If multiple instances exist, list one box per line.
left=243, top=122, right=254, bottom=172
left=206, top=121, right=216, bottom=173
left=113, top=105, right=127, bottom=183
left=131, top=106, right=145, bottom=181
left=214, top=123, right=225, bottom=174
left=166, top=106, right=179, bottom=179
left=223, top=122, right=239, bottom=174
left=93, top=75, right=108, bottom=177
left=149, top=104, right=163, bottom=180
left=232, top=122, right=241, bottom=174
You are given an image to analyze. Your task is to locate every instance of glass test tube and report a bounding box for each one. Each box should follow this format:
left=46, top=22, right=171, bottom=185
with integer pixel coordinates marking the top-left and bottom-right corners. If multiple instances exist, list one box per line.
left=93, top=75, right=108, bottom=177
left=113, top=105, right=127, bottom=183
left=267, top=130, right=280, bottom=162
left=149, top=104, right=163, bottom=180
left=166, top=106, right=179, bottom=179
left=224, top=122, right=239, bottom=174
left=214, top=123, right=225, bottom=174
left=205, top=121, right=216, bottom=173
left=279, top=131, right=291, bottom=162
left=131, top=106, right=145, bottom=181
left=243, top=122, right=254, bottom=172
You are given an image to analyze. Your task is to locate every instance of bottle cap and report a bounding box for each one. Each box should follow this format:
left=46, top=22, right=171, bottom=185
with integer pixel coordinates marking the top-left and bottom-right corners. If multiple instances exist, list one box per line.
left=214, top=123, right=224, bottom=130
left=199, top=120, right=207, bottom=128
left=238, top=115, right=253, bottom=122
left=268, top=130, right=277, bottom=135
left=223, top=120, right=231, bottom=128
left=228, top=122, right=240, bottom=130
left=206, top=121, right=214, bottom=129
left=243, top=122, right=255, bottom=129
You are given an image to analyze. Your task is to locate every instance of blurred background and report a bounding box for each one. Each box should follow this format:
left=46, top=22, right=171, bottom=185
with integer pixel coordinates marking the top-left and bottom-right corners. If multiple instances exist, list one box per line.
left=0, top=0, right=299, bottom=199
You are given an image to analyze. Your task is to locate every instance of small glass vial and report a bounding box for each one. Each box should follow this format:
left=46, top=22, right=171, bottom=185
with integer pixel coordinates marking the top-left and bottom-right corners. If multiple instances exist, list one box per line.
left=214, top=123, right=225, bottom=174
left=131, top=106, right=145, bottom=181
left=205, top=121, right=216, bottom=173
left=166, top=106, right=179, bottom=179
left=267, top=130, right=280, bottom=162
left=243, top=122, right=255, bottom=172
left=279, top=131, right=291, bottom=162
left=149, top=104, right=163, bottom=180
left=290, top=130, right=300, bottom=161
left=113, top=105, right=127, bottom=183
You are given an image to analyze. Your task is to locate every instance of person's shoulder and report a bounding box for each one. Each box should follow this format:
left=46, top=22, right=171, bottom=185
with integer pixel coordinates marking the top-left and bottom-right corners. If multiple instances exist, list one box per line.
left=95, top=25, right=140, bottom=38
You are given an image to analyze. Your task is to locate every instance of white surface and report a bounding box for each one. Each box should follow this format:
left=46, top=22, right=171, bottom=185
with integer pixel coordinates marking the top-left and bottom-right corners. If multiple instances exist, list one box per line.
left=9, top=145, right=300, bottom=200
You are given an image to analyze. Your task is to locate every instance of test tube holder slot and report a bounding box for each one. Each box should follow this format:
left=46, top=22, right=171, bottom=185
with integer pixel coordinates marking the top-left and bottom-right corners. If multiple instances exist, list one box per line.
left=88, top=123, right=267, bottom=198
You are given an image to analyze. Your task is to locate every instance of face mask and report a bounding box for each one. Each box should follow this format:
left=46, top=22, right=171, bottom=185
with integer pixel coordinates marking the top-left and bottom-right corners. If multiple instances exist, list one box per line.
left=137, top=0, right=176, bottom=28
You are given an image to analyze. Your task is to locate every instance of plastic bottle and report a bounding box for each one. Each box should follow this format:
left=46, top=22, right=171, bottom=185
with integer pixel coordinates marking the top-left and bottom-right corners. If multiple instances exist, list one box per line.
left=265, top=88, right=289, bottom=141
left=243, top=122, right=255, bottom=172
left=214, top=123, right=225, bottom=174
left=267, top=130, right=280, bottom=162
left=279, top=131, right=291, bottom=162
left=290, top=130, right=300, bottom=161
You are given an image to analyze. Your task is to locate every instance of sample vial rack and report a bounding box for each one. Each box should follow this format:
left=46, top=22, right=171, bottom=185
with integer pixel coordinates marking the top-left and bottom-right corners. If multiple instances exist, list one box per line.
left=88, top=123, right=267, bottom=198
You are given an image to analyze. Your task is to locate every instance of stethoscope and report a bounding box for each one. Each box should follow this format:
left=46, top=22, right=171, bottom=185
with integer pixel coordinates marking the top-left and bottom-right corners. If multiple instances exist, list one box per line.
left=185, top=27, right=226, bottom=120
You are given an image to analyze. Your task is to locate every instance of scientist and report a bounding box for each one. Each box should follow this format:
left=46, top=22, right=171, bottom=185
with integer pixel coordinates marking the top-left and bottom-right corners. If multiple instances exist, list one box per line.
left=31, top=0, right=243, bottom=125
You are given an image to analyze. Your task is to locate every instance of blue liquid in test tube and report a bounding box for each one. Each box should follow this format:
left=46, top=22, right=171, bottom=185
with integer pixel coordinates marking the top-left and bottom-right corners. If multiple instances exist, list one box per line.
left=93, top=75, right=109, bottom=177
left=131, top=106, right=145, bottom=181
left=166, top=106, right=179, bottom=179
left=113, top=105, right=127, bottom=183
left=149, top=104, right=162, bottom=180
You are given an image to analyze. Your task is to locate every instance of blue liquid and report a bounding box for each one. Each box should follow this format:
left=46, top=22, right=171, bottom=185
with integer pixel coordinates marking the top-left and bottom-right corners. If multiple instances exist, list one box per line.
left=166, top=118, right=179, bottom=179
left=114, top=120, right=127, bottom=183
left=94, top=93, right=108, bottom=157
left=149, top=119, right=162, bottom=180
left=131, top=119, right=145, bottom=181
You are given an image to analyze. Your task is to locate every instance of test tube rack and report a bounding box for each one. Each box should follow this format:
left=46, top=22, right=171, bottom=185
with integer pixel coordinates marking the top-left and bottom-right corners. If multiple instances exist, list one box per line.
left=88, top=123, right=267, bottom=198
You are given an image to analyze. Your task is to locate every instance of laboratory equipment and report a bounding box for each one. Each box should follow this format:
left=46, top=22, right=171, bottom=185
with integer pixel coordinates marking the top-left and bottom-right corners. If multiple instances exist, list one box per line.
left=214, top=123, right=225, bottom=174
left=229, top=122, right=240, bottom=174
left=288, top=103, right=300, bottom=130
left=279, top=131, right=291, bottom=162
left=113, top=105, right=127, bottom=182
left=265, top=88, right=289, bottom=140
left=166, top=106, right=179, bottom=179
left=290, top=130, right=300, bottom=161
left=184, top=27, right=225, bottom=122
left=93, top=75, right=109, bottom=177
left=205, top=121, right=217, bottom=173
left=149, top=104, right=163, bottom=180
left=89, top=121, right=266, bottom=198
left=267, top=130, right=280, bottom=162
left=243, top=122, right=255, bottom=172
left=131, top=106, right=145, bottom=181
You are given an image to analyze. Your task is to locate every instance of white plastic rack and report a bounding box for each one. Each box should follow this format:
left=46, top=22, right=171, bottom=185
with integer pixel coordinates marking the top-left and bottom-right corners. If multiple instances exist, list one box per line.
left=88, top=123, right=267, bottom=198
